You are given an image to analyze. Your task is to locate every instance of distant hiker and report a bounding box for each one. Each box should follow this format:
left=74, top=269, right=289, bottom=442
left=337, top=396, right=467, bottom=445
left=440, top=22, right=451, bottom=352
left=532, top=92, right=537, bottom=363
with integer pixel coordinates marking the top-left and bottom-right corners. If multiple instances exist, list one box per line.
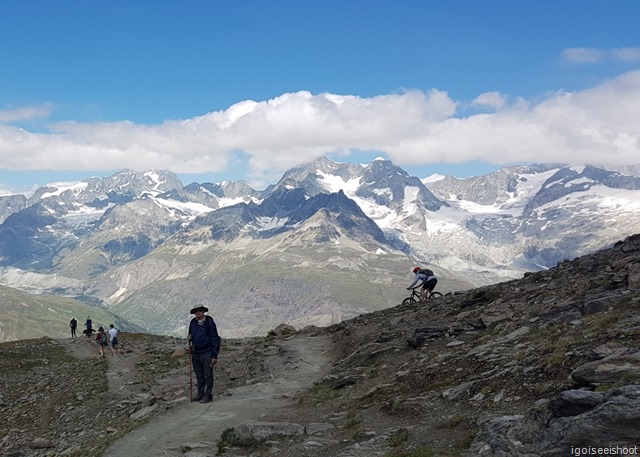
left=70, top=317, right=78, bottom=338
left=407, top=266, right=438, bottom=302
left=187, top=306, right=221, bottom=404
left=108, top=324, right=118, bottom=355
left=96, top=326, right=107, bottom=356
left=85, top=316, right=93, bottom=337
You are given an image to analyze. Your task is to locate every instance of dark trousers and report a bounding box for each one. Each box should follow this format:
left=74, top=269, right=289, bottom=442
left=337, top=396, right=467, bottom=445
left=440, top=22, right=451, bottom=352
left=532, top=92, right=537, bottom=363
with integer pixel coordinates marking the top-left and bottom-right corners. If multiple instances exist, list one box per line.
left=422, top=278, right=437, bottom=291
left=192, top=349, right=214, bottom=399
left=71, top=328, right=77, bottom=337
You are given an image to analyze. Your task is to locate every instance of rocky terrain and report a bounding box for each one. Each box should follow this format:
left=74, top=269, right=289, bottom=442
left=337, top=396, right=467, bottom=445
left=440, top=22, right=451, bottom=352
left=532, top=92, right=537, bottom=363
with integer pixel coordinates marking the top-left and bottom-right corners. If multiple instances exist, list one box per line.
left=1, top=234, right=639, bottom=457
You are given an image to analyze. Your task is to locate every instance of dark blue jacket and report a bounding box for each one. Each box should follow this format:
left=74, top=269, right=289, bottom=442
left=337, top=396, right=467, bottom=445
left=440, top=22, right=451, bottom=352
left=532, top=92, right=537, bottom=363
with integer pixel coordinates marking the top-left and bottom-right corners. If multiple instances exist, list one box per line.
left=189, top=315, right=221, bottom=358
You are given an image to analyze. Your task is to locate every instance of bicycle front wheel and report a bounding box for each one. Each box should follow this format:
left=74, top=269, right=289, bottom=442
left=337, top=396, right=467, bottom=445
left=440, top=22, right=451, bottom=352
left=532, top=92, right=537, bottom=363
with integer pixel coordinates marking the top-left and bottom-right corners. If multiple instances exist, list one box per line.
left=402, top=297, right=417, bottom=305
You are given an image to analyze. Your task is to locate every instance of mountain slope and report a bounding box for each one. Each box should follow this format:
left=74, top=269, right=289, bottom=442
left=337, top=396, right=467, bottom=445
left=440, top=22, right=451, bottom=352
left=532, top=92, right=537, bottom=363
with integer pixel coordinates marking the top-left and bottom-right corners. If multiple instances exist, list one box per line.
left=0, top=283, right=140, bottom=342
left=1, top=234, right=638, bottom=456
left=87, top=197, right=468, bottom=337
left=0, top=159, right=639, bottom=338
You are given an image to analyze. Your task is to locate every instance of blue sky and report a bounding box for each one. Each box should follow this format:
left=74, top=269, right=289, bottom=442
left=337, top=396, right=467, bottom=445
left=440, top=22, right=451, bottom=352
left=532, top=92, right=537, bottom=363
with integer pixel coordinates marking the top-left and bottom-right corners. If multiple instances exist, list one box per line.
left=1, top=1, right=639, bottom=194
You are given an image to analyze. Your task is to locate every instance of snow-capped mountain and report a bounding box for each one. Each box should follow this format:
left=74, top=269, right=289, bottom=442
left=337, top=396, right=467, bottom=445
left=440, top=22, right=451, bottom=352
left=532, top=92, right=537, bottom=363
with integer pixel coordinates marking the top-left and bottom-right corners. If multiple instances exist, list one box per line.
left=0, top=158, right=638, bottom=337
left=427, top=163, right=640, bottom=271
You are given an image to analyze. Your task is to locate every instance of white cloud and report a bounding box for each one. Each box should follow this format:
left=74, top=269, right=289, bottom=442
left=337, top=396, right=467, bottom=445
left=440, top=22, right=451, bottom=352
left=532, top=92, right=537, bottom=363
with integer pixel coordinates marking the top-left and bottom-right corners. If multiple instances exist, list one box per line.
left=561, top=48, right=603, bottom=64
left=0, top=103, right=53, bottom=122
left=612, top=48, right=640, bottom=62
left=1, top=71, right=639, bottom=183
left=472, top=91, right=507, bottom=110
left=385, top=70, right=640, bottom=168
left=562, top=47, right=640, bottom=64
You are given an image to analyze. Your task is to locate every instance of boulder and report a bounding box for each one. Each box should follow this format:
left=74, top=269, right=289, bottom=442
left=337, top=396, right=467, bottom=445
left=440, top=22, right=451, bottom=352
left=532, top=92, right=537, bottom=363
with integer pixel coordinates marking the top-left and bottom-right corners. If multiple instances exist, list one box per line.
left=233, top=421, right=305, bottom=441
left=549, top=390, right=603, bottom=417
left=268, top=324, right=297, bottom=338
left=470, top=385, right=640, bottom=456
left=571, top=351, right=640, bottom=386
left=628, top=262, right=640, bottom=289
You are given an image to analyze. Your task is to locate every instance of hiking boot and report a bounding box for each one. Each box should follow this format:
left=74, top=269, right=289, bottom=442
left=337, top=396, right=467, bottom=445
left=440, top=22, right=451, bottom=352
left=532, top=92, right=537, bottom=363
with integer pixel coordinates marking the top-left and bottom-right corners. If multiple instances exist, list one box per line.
left=192, top=393, right=204, bottom=402
left=199, top=396, right=212, bottom=404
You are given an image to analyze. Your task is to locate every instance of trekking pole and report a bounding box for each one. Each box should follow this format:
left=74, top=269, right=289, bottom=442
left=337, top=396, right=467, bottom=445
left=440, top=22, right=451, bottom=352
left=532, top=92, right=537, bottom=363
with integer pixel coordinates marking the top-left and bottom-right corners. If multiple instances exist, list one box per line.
left=188, top=340, right=193, bottom=401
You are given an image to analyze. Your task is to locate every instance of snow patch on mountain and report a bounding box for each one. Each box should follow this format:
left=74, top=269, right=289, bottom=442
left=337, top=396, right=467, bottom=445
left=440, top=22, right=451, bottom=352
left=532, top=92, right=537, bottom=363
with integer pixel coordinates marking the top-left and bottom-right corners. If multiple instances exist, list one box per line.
left=424, top=205, right=470, bottom=234
left=435, top=168, right=560, bottom=219
left=222, top=196, right=257, bottom=207
left=40, top=181, right=89, bottom=199
left=253, top=216, right=290, bottom=231
left=401, top=186, right=420, bottom=215
left=535, top=184, right=640, bottom=213
left=144, top=171, right=170, bottom=193
left=316, top=171, right=361, bottom=194
left=152, top=196, right=214, bottom=217
left=61, top=205, right=108, bottom=226
left=500, top=169, right=558, bottom=214
left=596, top=188, right=640, bottom=210
left=422, top=173, right=446, bottom=184
left=314, top=170, right=433, bottom=231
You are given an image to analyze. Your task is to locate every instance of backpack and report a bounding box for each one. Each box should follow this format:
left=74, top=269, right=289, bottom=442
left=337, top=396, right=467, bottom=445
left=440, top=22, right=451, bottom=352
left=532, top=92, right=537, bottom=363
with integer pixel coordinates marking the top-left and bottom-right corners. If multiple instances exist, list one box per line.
left=100, top=333, right=107, bottom=345
left=419, top=268, right=434, bottom=277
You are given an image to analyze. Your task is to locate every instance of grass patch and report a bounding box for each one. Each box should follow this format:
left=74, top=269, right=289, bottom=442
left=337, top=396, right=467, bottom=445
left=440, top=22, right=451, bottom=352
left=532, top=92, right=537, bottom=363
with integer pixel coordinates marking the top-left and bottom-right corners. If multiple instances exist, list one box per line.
left=216, top=427, right=262, bottom=455
left=298, top=381, right=341, bottom=406
left=442, top=432, right=477, bottom=457
left=341, top=411, right=364, bottom=438
left=584, top=312, right=620, bottom=330
left=388, top=428, right=410, bottom=447
left=343, top=411, right=362, bottom=429
left=542, top=349, right=569, bottom=374
left=438, top=415, right=467, bottom=429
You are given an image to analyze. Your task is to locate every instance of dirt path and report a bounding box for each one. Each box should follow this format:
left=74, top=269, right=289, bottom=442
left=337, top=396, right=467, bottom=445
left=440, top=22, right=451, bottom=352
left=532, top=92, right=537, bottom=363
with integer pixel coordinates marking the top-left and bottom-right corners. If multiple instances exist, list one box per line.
left=62, top=335, right=140, bottom=394
left=63, top=334, right=103, bottom=359
left=103, top=334, right=334, bottom=457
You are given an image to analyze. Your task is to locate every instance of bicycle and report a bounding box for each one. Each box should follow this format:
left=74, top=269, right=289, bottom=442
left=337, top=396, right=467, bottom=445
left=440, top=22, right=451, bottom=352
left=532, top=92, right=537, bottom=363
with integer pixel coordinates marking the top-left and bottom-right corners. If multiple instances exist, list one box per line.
left=402, top=287, right=442, bottom=305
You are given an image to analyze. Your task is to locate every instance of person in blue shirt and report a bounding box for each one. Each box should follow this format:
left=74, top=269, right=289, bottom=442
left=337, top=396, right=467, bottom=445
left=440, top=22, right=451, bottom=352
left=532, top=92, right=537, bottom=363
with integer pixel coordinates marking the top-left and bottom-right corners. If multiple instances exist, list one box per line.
left=407, top=266, right=438, bottom=301
left=187, top=306, right=221, bottom=403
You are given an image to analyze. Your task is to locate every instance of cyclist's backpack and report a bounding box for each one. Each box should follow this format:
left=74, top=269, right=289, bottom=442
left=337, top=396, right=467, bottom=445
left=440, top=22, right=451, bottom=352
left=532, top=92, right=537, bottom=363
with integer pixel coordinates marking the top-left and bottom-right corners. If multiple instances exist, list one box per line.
left=419, top=268, right=434, bottom=277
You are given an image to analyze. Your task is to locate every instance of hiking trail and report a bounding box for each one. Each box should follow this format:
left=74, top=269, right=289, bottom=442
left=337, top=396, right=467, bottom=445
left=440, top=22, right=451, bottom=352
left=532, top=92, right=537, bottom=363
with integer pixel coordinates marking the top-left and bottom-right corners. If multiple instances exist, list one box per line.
left=103, top=333, right=334, bottom=457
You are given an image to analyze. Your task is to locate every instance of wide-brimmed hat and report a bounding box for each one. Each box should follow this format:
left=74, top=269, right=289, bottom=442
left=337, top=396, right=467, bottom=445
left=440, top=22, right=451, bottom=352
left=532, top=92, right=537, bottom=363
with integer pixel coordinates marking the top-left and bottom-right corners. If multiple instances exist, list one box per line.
left=190, top=306, right=209, bottom=314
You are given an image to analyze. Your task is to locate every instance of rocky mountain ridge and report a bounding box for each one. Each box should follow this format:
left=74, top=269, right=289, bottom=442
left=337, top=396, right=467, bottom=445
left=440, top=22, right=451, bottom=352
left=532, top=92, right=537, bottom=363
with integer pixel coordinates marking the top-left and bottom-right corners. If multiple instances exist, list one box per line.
left=1, top=233, right=639, bottom=456
left=0, top=158, right=639, bottom=338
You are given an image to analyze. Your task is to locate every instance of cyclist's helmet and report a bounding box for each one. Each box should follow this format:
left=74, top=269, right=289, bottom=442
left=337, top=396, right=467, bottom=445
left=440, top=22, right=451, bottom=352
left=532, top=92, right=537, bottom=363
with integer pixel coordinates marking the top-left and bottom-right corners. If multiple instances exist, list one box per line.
left=412, top=266, right=421, bottom=273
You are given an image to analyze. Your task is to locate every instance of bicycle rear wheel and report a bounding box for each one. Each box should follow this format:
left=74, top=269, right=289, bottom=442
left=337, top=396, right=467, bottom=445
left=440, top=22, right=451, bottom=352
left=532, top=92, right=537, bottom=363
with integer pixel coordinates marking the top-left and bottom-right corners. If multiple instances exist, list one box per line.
left=429, top=291, right=443, bottom=299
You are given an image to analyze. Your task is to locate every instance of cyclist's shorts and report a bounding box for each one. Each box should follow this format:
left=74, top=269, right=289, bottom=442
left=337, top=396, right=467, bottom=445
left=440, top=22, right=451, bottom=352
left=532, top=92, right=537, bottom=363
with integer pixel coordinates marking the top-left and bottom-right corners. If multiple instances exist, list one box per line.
left=422, top=278, right=437, bottom=291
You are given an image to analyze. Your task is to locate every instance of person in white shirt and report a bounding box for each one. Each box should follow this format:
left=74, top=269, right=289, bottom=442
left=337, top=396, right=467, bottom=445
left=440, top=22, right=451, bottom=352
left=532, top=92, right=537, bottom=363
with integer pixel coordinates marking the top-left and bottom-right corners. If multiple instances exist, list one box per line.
left=108, top=324, right=119, bottom=355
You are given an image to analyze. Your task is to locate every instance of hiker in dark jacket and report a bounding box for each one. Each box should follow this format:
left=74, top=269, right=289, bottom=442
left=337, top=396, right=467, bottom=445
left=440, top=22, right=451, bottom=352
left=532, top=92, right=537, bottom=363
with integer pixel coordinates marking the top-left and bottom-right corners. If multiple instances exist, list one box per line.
left=70, top=317, right=78, bottom=338
left=85, top=316, right=93, bottom=337
left=187, top=306, right=221, bottom=404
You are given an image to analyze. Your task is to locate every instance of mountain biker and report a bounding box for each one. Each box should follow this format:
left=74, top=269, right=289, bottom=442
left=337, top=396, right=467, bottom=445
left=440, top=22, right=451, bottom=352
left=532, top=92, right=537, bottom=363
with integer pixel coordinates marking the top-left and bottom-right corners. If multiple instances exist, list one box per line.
left=407, top=266, right=438, bottom=301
